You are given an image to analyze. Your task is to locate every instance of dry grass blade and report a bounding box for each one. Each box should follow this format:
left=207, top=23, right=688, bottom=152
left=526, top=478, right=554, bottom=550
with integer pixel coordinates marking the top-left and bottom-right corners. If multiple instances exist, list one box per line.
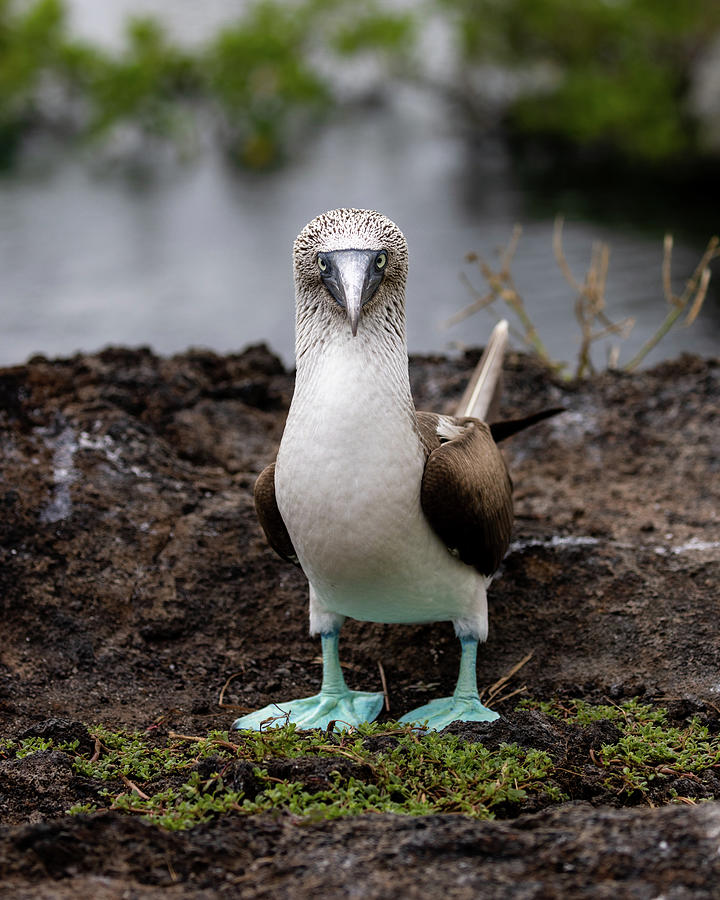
left=607, top=344, right=621, bottom=369
left=662, top=234, right=674, bottom=304
left=500, top=224, right=523, bottom=274
left=553, top=218, right=631, bottom=378
left=169, top=732, right=240, bottom=751
left=480, top=651, right=534, bottom=705
left=377, top=660, right=390, bottom=713
left=581, top=317, right=636, bottom=347
left=625, top=234, right=720, bottom=371
left=447, top=229, right=555, bottom=367
left=89, top=737, right=102, bottom=765
left=685, top=267, right=711, bottom=326
left=445, top=277, right=495, bottom=327
left=218, top=671, right=253, bottom=712
left=491, top=685, right=529, bottom=706
left=553, top=216, right=581, bottom=293
left=454, top=217, right=716, bottom=377
left=121, top=775, right=151, bottom=800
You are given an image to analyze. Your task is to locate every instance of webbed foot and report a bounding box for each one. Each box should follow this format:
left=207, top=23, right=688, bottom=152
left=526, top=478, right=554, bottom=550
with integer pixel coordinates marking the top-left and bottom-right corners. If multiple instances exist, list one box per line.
left=398, top=695, right=499, bottom=730
left=399, top=635, right=499, bottom=730
left=233, top=689, right=384, bottom=731
left=233, top=630, right=383, bottom=732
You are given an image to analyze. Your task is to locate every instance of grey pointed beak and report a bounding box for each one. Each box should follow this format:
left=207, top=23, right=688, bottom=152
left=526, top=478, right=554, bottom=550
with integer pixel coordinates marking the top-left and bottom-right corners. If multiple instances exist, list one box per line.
left=319, top=249, right=384, bottom=336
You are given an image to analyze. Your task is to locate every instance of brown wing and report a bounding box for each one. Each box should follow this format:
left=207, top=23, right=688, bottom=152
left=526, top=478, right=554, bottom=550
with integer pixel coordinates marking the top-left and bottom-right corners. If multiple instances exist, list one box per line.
left=415, top=410, right=444, bottom=454
left=254, top=463, right=299, bottom=566
left=419, top=416, right=513, bottom=577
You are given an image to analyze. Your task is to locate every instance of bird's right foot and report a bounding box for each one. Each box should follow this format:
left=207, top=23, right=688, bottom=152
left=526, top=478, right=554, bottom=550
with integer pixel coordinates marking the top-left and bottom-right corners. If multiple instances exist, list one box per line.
left=232, top=689, right=384, bottom=732
left=399, top=694, right=499, bottom=731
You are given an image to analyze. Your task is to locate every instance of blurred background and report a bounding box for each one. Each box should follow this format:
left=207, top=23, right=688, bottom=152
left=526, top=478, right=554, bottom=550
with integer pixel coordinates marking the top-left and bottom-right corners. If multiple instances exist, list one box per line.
left=1, top=0, right=719, bottom=372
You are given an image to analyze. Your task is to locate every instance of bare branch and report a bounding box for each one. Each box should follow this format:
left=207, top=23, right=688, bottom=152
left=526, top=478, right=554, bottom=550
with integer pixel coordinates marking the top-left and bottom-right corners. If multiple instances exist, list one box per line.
left=453, top=219, right=716, bottom=377
left=625, top=235, right=719, bottom=372
left=553, top=216, right=582, bottom=293
left=662, top=234, right=674, bottom=305
left=684, top=267, right=711, bottom=326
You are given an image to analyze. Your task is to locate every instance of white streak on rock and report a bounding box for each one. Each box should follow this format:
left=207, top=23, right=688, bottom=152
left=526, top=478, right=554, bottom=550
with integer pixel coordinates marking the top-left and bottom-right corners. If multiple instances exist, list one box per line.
left=40, top=426, right=78, bottom=523
left=509, top=535, right=600, bottom=554
left=654, top=538, right=720, bottom=556
left=78, top=431, right=150, bottom=479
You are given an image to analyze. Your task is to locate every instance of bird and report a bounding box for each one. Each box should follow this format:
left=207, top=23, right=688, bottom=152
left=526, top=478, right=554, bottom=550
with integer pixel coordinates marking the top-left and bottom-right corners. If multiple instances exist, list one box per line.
left=234, top=208, right=558, bottom=732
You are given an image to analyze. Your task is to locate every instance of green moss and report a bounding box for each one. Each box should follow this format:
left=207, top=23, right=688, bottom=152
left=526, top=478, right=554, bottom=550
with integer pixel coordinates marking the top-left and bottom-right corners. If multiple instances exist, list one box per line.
left=14, top=736, right=55, bottom=757
left=520, top=697, right=720, bottom=797
left=239, top=728, right=562, bottom=820
left=4, top=700, right=718, bottom=829
left=94, top=723, right=561, bottom=825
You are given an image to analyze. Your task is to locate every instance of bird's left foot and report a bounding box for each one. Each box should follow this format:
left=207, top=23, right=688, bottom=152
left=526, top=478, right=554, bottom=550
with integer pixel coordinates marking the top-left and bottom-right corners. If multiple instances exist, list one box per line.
left=398, top=694, right=499, bottom=731
left=232, top=689, right=384, bottom=732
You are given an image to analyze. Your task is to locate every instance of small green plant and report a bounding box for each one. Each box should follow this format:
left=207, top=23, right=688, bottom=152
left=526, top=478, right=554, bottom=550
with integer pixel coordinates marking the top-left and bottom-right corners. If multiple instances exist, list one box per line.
left=1, top=721, right=560, bottom=826
left=110, top=771, right=246, bottom=830
left=66, top=801, right=98, bottom=815
left=521, top=697, right=720, bottom=799
left=5, top=700, right=717, bottom=827
left=15, top=736, right=54, bottom=757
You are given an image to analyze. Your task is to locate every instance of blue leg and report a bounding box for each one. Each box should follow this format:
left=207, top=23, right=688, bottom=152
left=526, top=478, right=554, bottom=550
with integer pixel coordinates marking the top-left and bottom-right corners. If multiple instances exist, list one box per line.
left=232, top=631, right=384, bottom=732
left=399, top=637, right=499, bottom=730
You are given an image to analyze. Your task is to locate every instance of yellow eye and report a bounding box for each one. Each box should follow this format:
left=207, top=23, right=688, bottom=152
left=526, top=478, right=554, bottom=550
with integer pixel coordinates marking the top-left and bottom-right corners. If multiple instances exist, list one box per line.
left=375, top=252, right=387, bottom=270
left=318, top=255, right=327, bottom=272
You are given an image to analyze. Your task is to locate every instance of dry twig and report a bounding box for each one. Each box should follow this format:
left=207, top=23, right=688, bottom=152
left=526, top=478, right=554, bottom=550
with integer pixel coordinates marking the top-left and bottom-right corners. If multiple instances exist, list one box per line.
left=218, top=671, right=252, bottom=711
left=377, top=660, right=390, bottom=712
left=446, top=226, right=555, bottom=368
left=120, top=774, right=151, bottom=800
left=553, top=216, right=635, bottom=377
left=479, top=651, right=534, bottom=706
left=89, top=737, right=102, bottom=765
left=624, top=234, right=719, bottom=371
left=451, top=218, right=717, bottom=377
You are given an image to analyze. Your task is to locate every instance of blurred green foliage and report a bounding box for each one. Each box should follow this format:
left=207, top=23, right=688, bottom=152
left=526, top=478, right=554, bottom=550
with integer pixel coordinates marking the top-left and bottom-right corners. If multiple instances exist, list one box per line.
left=201, top=0, right=415, bottom=166
left=0, top=0, right=415, bottom=168
left=79, top=19, right=199, bottom=139
left=0, top=0, right=718, bottom=169
left=203, top=1, right=331, bottom=169
left=439, top=0, right=720, bottom=162
left=0, top=0, right=65, bottom=161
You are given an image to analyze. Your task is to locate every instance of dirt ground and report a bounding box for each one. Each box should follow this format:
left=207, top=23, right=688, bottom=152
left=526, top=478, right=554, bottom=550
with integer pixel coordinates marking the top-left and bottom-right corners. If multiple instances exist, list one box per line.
left=0, top=344, right=718, bottom=897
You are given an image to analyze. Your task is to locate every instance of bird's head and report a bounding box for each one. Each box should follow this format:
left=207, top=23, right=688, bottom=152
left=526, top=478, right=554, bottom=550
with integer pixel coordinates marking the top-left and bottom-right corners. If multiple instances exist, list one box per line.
left=293, top=208, right=408, bottom=339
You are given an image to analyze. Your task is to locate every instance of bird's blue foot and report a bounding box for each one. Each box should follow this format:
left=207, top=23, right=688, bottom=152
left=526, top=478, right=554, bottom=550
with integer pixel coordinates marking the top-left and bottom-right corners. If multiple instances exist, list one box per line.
left=233, top=689, right=384, bottom=732
left=398, top=694, right=498, bottom=730
left=399, top=635, right=499, bottom=730
left=231, top=630, right=383, bottom=732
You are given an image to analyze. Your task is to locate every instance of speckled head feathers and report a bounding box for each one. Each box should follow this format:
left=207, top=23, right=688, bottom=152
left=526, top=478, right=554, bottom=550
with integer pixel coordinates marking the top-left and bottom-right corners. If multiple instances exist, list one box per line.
left=292, top=209, right=410, bottom=357
left=294, top=208, right=408, bottom=280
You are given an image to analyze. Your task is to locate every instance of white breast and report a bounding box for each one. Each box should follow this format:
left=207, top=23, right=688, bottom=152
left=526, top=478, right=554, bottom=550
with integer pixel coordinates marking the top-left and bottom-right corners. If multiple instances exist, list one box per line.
left=275, top=333, right=488, bottom=631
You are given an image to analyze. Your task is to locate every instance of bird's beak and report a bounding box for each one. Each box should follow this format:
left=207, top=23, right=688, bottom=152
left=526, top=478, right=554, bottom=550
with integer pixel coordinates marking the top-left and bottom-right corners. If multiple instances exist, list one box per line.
left=320, top=250, right=383, bottom=336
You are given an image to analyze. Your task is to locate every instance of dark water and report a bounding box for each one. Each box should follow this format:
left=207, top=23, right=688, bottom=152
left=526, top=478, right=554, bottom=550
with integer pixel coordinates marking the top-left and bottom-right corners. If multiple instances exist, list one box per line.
left=0, top=3, right=718, bottom=370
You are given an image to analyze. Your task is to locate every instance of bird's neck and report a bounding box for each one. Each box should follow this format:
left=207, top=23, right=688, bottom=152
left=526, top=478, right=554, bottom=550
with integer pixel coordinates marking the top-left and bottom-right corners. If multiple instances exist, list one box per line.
left=293, top=298, right=416, bottom=424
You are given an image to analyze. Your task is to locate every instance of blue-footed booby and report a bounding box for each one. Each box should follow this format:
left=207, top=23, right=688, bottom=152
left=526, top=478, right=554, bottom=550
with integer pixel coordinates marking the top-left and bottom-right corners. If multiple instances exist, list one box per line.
left=235, top=208, right=558, bottom=732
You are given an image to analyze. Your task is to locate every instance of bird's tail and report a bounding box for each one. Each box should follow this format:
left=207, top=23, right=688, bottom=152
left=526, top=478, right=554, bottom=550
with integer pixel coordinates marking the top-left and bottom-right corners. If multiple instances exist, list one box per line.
left=456, top=319, right=508, bottom=420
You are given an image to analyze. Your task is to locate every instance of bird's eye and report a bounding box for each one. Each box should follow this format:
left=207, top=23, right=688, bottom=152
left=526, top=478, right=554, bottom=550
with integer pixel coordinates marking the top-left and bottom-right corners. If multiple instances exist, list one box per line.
left=375, top=252, right=387, bottom=270
left=317, top=255, right=327, bottom=273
